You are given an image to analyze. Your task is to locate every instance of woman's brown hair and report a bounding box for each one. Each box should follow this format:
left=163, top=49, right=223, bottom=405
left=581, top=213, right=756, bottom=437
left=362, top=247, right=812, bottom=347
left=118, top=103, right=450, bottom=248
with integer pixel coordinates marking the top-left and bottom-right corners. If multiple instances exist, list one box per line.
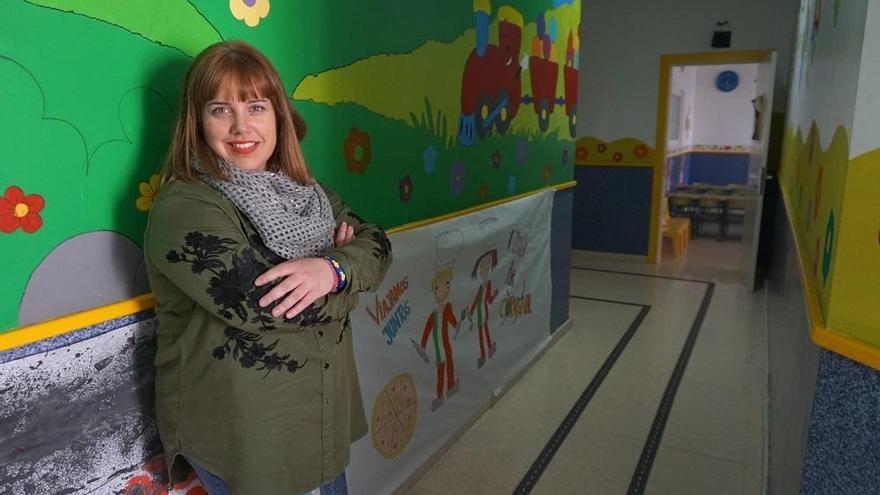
left=160, top=40, right=309, bottom=185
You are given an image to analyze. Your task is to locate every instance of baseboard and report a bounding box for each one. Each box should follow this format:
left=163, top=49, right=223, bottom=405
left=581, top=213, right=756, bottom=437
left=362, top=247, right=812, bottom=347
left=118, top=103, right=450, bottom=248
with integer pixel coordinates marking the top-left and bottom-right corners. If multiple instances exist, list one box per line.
left=571, top=249, right=648, bottom=263
left=391, top=317, right=574, bottom=495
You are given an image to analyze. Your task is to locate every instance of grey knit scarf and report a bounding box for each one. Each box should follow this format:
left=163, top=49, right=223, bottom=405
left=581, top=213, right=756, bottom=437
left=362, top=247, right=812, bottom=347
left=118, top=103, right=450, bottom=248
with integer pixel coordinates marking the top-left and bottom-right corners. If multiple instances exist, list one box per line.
left=195, top=156, right=335, bottom=259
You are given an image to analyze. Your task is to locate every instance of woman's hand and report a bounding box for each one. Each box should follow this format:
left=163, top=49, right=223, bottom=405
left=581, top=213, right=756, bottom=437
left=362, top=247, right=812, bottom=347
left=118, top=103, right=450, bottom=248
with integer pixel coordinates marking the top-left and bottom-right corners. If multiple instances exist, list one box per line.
left=254, top=258, right=336, bottom=318
left=334, top=221, right=355, bottom=247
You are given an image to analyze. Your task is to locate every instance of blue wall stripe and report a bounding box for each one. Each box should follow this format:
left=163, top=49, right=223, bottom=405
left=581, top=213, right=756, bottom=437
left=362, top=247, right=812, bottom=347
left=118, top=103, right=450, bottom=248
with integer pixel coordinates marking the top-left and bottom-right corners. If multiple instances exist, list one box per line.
left=572, top=166, right=652, bottom=255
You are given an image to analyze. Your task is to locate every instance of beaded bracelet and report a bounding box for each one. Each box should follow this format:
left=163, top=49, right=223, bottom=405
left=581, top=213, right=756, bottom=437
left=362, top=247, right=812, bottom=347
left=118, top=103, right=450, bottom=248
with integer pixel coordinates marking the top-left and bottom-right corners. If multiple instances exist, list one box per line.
left=324, top=256, right=347, bottom=293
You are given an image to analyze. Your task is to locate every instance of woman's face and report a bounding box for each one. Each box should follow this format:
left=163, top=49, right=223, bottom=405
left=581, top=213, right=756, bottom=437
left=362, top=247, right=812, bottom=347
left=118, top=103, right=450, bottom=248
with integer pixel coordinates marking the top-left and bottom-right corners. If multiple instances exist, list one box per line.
left=202, top=92, right=277, bottom=172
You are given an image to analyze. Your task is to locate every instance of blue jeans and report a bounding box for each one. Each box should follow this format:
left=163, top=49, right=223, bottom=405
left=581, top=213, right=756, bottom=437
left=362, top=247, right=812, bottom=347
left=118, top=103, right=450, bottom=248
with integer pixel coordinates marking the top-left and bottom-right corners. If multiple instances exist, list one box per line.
left=186, top=458, right=348, bottom=495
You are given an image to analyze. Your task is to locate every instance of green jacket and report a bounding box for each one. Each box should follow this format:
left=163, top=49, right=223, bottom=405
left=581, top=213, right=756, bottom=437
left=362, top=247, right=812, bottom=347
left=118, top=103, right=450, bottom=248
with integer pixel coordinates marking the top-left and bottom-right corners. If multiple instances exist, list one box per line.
left=144, top=179, right=391, bottom=495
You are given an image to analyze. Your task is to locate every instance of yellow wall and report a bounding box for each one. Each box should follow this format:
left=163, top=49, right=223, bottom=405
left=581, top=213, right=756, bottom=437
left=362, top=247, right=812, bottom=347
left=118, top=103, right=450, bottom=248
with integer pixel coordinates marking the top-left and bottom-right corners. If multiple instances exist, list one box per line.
left=778, top=124, right=850, bottom=320
left=828, top=147, right=880, bottom=348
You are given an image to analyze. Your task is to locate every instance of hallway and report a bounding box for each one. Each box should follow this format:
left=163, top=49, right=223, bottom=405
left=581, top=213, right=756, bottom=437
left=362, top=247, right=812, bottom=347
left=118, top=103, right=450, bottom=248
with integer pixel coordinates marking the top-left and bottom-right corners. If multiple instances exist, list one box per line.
left=404, top=240, right=767, bottom=494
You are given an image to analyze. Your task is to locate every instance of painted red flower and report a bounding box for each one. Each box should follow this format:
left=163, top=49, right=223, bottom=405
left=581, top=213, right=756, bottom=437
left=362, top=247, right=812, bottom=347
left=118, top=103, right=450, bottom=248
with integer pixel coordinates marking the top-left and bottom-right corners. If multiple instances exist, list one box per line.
left=171, top=470, right=198, bottom=490
left=141, top=456, right=167, bottom=477
left=612, top=152, right=623, bottom=162
left=0, top=186, right=44, bottom=234
left=633, top=144, right=649, bottom=158
left=490, top=150, right=502, bottom=170
left=123, top=474, right=167, bottom=495
left=399, top=174, right=413, bottom=202
left=597, top=143, right=607, bottom=153
left=575, top=146, right=588, bottom=160
left=342, top=128, right=371, bottom=175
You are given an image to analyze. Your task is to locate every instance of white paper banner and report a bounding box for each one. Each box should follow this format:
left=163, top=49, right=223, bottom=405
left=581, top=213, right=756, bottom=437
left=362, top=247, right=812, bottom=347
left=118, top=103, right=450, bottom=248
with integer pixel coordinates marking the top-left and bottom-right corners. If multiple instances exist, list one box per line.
left=348, top=190, right=554, bottom=494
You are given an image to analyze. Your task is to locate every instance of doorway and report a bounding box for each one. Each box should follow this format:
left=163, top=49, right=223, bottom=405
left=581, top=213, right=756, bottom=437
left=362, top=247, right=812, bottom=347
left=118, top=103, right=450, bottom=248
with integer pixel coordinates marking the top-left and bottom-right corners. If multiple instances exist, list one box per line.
left=650, top=51, right=777, bottom=292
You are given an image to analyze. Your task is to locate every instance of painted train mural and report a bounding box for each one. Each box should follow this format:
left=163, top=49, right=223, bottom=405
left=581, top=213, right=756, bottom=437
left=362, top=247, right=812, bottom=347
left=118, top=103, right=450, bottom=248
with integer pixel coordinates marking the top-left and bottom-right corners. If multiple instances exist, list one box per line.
left=0, top=0, right=579, bottom=493
left=458, top=2, right=579, bottom=145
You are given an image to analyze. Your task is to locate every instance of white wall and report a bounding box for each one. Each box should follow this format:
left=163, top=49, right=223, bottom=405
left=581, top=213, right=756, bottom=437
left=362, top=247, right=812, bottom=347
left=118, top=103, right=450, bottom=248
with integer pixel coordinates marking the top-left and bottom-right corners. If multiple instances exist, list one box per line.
left=786, top=0, right=868, bottom=150
left=577, top=0, right=800, bottom=143
left=691, top=63, right=758, bottom=146
left=851, top=1, right=880, bottom=157
left=667, top=65, right=696, bottom=151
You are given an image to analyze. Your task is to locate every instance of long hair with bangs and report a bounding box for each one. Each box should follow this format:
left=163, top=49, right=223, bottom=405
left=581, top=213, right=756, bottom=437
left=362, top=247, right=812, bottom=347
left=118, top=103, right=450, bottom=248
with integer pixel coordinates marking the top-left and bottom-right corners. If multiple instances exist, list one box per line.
left=161, top=40, right=310, bottom=185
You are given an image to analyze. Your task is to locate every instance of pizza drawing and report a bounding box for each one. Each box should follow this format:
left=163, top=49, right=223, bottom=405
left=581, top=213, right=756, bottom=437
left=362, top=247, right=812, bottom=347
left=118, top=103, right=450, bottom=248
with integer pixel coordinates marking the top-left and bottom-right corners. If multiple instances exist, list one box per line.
left=371, top=373, right=418, bottom=459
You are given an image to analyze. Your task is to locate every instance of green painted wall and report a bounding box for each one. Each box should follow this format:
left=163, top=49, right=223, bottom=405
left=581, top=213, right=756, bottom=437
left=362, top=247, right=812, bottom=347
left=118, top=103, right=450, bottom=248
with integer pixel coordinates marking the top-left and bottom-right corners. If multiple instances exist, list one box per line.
left=0, top=0, right=580, bottom=331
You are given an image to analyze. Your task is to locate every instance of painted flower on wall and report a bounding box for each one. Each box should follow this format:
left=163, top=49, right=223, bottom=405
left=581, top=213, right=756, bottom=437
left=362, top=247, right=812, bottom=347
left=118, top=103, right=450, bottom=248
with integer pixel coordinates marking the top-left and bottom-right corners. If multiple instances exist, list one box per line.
left=123, top=450, right=205, bottom=495
left=0, top=186, right=44, bottom=234
left=123, top=474, right=164, bottom=495
left=399, top=174, right=413, bottom=202
left=450, top=161, right=465, bottom=195
left=575, top=145, right=588, bottom=161
left=229, top=0, right=270, bottom=27
left=343, top=128, right=371, bottom=175
left=597, top=142, right=607, bottom=153
left=491, top=150, right=502, bottom=170
left=516, top=139, right=528, bottom=165
left=136, top=174, right=161, bottom=212
left=479, top=182, right=488, bottom=202
left=423, top=144, right=437, bottom=174
left=612, top=152, right=623, bottom=162
left=634, top=144, right=649, bottom=159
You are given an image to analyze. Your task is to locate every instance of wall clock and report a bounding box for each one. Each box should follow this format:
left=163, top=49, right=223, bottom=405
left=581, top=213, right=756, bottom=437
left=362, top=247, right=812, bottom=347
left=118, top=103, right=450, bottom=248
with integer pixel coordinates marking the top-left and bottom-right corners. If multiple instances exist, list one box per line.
left=716, top=70, right=739, bottom=92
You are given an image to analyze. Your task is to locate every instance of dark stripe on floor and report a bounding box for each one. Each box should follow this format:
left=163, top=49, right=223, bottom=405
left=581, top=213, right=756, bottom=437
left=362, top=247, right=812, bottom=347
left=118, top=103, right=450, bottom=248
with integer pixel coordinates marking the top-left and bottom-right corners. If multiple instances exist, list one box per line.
left=626, top=281, right=716, bottom=495
left=570, top=266, right=712, bottom=285
left=569, top=266, right=720, bottom=493
left=513, top=296, right=651, bottom=495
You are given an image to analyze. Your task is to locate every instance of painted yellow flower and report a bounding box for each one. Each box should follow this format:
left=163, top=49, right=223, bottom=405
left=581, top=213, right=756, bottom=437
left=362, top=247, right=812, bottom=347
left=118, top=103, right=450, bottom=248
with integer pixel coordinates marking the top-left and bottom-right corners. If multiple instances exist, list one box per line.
left=136, top=174, right=161, bottom=212
left=229, top=0, right=270, bottom=28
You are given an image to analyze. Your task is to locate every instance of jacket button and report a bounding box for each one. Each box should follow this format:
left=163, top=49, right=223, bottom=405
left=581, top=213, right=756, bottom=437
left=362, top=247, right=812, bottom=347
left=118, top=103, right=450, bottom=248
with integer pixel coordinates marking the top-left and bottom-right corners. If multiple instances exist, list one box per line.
left=318, top=330, right=324, bottom=337
left=323, top=363, right=330, bottom=369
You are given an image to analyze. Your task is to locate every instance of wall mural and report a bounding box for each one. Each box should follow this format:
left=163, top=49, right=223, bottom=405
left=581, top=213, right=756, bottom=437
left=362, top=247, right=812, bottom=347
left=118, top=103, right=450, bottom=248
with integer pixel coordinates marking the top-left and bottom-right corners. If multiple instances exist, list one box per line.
left=779, top=0, right=880, bottom=351
left=780, top=123, right=849, bottom=316
left=574, top=136, right=656, bottom=166
left=0, top=0, right=580, bottom=332
left=0, top=190, right=556, bottom=494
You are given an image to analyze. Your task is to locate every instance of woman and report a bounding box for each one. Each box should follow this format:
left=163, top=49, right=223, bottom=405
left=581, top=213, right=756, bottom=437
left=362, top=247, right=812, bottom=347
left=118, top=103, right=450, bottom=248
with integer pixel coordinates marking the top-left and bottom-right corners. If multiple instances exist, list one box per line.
left=144, top=40, right=391, bottom=495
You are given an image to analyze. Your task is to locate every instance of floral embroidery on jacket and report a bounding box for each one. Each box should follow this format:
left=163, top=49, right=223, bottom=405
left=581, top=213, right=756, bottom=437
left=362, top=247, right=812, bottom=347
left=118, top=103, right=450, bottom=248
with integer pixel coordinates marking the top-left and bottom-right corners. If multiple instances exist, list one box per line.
left=213, top=327, right=307, bottom=377
left=166, top=231, right=271, bottom=326
left=286, top=303, right=333, bottom=327
left=371, top=228, right=391, bottom=261
left=167, top=230, right=330, bottom=375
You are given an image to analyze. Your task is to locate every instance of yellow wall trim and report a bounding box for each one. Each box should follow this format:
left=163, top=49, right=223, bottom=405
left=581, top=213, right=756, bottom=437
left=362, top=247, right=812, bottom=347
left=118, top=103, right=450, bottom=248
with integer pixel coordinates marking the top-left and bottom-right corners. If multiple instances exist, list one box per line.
left=779, top=182, right=880, bottom=371
left=575, top=136, right=656, bottom=166
left=0, top=294, right=155, bottom=352
left=1, top=184, right=575, bottom=352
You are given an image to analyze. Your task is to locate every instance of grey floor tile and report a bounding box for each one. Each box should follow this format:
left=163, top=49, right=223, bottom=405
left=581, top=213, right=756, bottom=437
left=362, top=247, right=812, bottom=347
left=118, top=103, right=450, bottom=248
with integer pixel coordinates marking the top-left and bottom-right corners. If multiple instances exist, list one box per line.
left=403, top=240, right=768, bottom=495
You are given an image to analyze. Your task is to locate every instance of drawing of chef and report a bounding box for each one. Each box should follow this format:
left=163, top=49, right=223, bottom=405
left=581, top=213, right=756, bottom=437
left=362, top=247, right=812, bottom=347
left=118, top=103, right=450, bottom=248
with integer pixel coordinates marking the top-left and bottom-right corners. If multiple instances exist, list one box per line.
left=413, top=229, right=465, bottom=411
